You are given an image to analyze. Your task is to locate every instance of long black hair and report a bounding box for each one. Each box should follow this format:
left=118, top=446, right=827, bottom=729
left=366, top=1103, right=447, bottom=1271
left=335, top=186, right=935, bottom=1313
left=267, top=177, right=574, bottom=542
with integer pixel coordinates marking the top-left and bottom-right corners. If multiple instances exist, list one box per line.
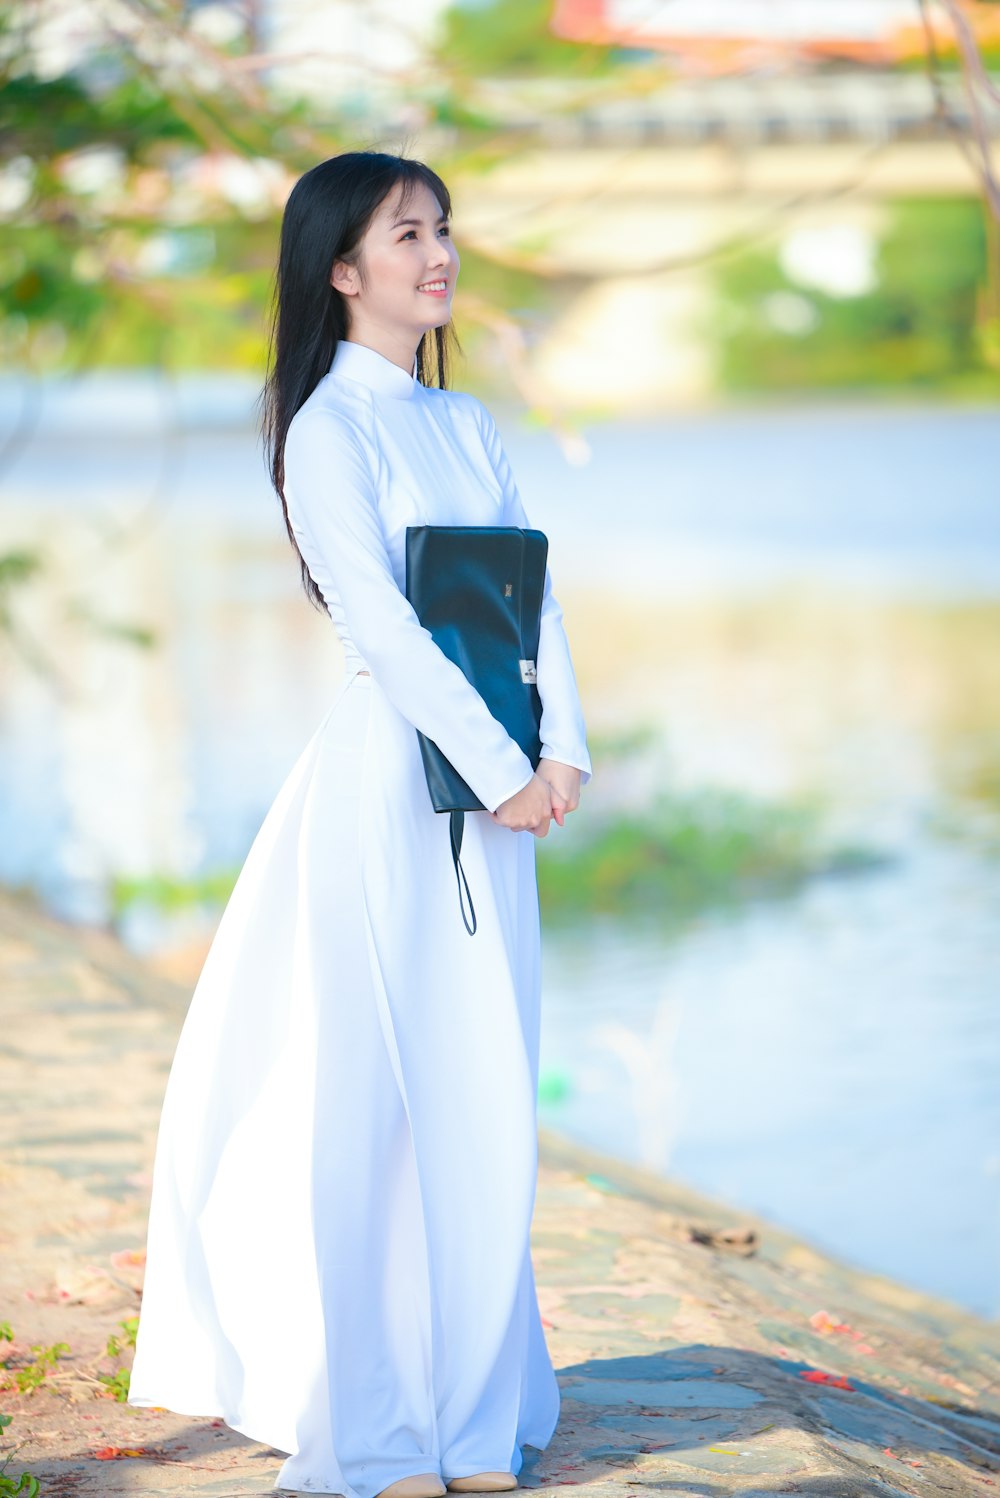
left=260, top=150, right=461, bottom=612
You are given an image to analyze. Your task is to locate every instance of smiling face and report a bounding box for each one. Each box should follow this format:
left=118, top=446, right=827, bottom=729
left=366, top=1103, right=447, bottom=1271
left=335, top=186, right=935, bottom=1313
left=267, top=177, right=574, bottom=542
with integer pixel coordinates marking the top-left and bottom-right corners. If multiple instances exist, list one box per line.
left=331, top=178, right=460, bottom=363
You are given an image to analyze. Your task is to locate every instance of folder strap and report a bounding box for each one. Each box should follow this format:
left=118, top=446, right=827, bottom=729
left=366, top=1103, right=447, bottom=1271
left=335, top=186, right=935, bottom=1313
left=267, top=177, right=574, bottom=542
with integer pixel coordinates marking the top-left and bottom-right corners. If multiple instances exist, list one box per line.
left=449, top=810, right=478, bottom=936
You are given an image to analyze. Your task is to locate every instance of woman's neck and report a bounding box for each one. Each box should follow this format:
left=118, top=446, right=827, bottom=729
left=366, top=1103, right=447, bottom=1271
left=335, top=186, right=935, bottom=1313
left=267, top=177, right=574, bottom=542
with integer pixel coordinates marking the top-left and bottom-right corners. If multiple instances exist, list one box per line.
left=343, top=325, right=419, bottom=377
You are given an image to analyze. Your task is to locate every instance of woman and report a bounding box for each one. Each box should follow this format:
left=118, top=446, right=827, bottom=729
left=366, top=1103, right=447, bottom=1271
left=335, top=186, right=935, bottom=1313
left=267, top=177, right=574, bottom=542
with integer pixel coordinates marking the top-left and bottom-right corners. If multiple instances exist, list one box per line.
left=127, top=150, right=593, bottom=1498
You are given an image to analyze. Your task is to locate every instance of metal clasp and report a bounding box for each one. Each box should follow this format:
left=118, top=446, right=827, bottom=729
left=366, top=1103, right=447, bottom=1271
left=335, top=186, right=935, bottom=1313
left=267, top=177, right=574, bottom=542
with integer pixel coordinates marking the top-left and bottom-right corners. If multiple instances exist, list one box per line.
left=519, top=659, right=537, bottom=684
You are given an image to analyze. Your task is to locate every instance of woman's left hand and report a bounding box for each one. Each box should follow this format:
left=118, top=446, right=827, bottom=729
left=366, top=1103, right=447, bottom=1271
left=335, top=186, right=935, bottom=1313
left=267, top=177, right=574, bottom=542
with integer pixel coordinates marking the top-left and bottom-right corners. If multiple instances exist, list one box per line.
left=536, top=758, right=582, bottom=828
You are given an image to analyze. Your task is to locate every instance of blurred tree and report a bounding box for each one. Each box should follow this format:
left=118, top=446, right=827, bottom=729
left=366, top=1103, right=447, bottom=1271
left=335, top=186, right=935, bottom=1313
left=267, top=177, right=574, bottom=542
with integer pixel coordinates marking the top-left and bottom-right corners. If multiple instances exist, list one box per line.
left=0, top=1, right=613, bottom=386
left=1, top=0, right=998, bottom=683
left=438, top=0, right=617, bottom=76
left=0, top=5, right=302, bottom=378
left=710, top=197, right=994, bottom=394
left=0, top=0, right=997, bottom=391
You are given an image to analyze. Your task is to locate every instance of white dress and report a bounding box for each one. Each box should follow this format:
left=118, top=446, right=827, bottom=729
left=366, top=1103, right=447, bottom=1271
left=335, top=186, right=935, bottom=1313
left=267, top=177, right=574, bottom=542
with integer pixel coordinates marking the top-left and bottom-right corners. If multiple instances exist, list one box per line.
left=127, top=338, right=593, bottom=1498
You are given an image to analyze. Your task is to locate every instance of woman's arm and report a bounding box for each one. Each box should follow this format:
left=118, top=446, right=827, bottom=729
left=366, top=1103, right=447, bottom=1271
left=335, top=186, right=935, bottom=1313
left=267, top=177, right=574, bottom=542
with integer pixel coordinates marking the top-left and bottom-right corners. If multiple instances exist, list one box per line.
left=475, top=402, right=593, bottom=787
left=283, top=406, right=536, bottom=814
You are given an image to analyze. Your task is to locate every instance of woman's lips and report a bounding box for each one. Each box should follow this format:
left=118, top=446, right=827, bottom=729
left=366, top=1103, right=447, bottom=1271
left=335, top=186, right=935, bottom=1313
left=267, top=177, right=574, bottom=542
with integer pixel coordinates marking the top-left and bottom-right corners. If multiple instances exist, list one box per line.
left=417, top=281, right=449, bottom=298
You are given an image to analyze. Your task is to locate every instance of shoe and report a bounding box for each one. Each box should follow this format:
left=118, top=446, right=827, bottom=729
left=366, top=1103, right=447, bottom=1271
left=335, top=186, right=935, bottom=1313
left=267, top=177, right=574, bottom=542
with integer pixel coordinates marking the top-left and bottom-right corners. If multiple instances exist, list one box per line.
left=376, top=1477, right=446, bottom=1498
left=446, top=1476, right=517, bottom=1493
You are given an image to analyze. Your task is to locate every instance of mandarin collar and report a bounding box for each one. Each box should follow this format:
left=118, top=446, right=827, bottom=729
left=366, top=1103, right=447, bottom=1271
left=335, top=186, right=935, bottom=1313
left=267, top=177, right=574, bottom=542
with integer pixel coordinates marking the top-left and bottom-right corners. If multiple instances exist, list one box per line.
left=328, top=339, right=418, bottom=400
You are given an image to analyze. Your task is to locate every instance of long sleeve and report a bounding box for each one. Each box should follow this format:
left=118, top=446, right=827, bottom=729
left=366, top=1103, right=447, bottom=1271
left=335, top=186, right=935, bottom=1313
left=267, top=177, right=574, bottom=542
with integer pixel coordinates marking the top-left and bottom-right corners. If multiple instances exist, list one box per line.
left=475, top=403, right=593, bottom=787
left=283, top=406, right=537, bottom=815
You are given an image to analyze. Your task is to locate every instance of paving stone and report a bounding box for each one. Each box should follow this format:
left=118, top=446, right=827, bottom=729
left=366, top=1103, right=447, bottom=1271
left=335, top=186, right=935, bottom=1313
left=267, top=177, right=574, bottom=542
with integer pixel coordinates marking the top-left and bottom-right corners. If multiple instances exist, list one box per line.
left=562, top=1378, right=766, bottom=1409
left=2, top=887, right=999, bottom=1498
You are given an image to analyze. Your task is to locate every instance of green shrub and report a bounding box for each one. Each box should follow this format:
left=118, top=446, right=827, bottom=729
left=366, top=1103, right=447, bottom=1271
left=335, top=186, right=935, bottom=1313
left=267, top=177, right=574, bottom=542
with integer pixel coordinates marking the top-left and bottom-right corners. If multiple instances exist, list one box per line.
left=537, top=785, right=879, bottom=922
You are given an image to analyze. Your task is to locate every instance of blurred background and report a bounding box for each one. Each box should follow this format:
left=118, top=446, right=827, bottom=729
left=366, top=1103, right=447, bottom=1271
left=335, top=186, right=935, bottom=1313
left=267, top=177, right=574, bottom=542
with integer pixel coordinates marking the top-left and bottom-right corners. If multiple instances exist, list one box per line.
left=2, top=0, right=999, bottom=1319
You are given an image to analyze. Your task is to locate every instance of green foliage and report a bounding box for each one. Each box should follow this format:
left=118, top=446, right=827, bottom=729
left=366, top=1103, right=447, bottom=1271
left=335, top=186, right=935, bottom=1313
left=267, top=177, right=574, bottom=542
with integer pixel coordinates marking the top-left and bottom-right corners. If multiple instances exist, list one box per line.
left=536, top=785, right=879, bottom=922
left=1, top=220, right=275, bottom=372
left=0, top=555, right=42, bottom=592
left=0, top=20, right=303, bottom=374
left=0, top=68, right=197, bottom=160
left=0, top=1342, right=70, bottom=1395
left=105, top=1317, right=139, bottom=1360
left=0, top=51, right=210, bottom=370
left=97, top=1368, right=131, bottom=1403
left=710, top=197, right=996, bottom=395
left=110, top=868, right=241, bottom=916
left=960, top=753, right=1000, bottom=813
left=99, top=1316, right=139, bottom=1403
left=0, top=1411, right=39, bottom=1498
left=2, top=0, right=997, bottom=394
left=931, top=733, right=1000, bottom=854
left=0, top=0, right=623, bottom=375
left=0, top=1472, right=39, bottom=1498
left=4, top=231, right=103, bottom=330
left=438, top=0, right=618, bottom=77
left=109, top=762, right=879, bottom=930
left=65, top=601, right=157, bottom=651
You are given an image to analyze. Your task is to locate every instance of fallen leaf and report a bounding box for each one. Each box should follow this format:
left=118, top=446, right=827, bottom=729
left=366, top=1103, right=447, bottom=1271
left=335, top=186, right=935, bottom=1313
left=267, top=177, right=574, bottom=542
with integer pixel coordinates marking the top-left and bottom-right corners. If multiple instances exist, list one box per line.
left=798, top=1370, right=855, bottom=1390
left=94, top=1446, right=158, bottom=1460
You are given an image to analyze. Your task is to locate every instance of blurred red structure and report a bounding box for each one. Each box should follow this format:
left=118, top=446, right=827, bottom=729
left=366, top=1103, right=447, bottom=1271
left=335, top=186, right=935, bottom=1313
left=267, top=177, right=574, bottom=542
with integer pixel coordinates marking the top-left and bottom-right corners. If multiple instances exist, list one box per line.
left=549, top=0, right=1000, bottom=72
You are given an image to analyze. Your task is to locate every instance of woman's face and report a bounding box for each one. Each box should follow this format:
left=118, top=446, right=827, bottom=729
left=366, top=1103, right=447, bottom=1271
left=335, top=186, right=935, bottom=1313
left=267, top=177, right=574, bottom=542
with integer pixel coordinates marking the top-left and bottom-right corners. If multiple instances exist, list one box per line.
left=332, top=179, right=460, bottom=345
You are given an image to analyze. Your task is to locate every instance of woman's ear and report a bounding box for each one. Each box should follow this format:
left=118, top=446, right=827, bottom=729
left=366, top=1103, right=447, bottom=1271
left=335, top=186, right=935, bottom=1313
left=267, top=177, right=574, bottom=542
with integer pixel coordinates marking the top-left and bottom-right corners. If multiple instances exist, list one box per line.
left=331, top=259, right=358, bottom=297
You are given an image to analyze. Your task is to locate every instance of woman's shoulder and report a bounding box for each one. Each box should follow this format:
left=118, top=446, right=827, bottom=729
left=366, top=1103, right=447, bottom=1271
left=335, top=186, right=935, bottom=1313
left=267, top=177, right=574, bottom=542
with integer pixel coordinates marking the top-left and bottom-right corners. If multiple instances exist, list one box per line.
left=285, top=374, right=496, bottom=455
left=426, top=383, right=497, bottom=437
left=287, top=373, right=375, bottom=452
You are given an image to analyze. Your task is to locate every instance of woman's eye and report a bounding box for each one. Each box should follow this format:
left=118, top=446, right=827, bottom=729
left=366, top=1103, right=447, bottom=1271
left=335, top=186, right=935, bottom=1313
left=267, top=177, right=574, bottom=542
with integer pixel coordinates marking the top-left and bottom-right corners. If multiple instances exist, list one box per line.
left=401, top=227, right=451, bottom=240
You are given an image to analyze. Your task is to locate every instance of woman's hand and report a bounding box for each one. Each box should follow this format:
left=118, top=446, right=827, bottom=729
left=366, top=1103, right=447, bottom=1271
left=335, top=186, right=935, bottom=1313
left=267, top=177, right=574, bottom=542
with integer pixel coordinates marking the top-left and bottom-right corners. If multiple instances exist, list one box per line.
left=490, top=772, right=554, bottom=836
left=536, top=758, right=582, bottom=828
left=491, top=760, right=583, bottom=836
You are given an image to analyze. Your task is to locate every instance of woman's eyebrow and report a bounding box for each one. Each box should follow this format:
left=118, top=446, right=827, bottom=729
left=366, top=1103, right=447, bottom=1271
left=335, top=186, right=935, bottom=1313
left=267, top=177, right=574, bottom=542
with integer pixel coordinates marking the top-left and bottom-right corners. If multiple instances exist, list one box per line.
left=391, top=213, right=449, bottom=228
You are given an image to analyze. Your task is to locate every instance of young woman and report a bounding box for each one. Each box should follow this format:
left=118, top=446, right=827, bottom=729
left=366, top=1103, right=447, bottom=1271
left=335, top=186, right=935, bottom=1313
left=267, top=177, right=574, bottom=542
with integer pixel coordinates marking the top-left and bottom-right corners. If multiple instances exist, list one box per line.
left=127, top=150, right=593, bottom=1498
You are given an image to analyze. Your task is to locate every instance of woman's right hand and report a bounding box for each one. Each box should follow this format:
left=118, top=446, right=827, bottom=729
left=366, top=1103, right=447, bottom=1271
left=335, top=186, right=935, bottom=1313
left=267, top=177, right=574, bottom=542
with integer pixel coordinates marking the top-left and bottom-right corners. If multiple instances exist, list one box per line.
left=491, top=772, right=555, bottom=836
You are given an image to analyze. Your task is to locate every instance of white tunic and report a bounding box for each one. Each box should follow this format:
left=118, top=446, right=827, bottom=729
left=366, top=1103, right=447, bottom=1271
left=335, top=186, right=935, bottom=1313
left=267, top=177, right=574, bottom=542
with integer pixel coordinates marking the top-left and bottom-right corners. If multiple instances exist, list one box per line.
left=127, top=338, right=593, bottom=1497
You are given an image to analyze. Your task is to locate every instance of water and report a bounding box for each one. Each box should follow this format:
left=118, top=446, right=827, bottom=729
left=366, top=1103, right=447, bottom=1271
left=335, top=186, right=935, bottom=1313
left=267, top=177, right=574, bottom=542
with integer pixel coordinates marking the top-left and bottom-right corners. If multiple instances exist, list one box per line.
left=538, top=845, right=1000, bottom=1321
left=522, top=400, right=1000, bottom=597
left=1, top=377, right=998, bottom=1317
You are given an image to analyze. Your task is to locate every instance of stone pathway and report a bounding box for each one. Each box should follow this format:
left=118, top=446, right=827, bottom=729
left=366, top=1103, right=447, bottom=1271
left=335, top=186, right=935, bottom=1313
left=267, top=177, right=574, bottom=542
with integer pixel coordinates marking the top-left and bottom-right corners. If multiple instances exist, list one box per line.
left=1, top=887, right=999, bottom=1497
